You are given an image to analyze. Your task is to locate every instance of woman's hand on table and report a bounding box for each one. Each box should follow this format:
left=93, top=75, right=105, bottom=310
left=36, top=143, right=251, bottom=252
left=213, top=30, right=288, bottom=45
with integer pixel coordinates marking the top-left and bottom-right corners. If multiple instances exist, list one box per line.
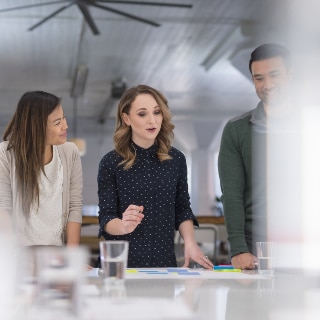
left=183, top=241, right=214, bottom=270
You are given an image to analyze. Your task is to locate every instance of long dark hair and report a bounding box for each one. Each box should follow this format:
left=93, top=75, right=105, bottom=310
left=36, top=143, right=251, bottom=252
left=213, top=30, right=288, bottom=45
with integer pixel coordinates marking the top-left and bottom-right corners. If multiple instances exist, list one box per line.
left=3, top=91, right=61, bottom=217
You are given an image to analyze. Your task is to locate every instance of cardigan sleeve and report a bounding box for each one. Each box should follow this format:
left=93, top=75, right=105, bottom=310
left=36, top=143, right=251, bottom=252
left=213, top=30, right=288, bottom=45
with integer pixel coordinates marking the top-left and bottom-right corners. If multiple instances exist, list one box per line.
left=0, top=142, right=13, bottom=211
left=60, top=142, right=83, bottom=224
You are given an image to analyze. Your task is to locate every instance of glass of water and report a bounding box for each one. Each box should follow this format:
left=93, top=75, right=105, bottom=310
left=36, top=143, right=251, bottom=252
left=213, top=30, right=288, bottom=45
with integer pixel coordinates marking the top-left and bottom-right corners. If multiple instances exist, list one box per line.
left=99, top=240, right=129, bottom=284
left=256, top=242, right=275, bottom=274
left=34, top=246, right=88, bottom=316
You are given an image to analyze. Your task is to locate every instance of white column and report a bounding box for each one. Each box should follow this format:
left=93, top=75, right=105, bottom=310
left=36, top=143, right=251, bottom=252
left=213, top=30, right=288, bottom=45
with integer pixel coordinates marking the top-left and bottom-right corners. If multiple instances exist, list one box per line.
left=190, top=148, right=213, bottom=216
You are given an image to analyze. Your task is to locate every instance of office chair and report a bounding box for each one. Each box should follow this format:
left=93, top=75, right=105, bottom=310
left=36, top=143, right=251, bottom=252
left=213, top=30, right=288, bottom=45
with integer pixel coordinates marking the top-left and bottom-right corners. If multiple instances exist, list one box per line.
left=174, top=223, right=219, bottom=266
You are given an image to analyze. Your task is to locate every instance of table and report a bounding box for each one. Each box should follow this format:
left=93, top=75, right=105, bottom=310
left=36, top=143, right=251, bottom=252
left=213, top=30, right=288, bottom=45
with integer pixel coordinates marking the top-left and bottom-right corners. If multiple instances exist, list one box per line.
left=18, top=268, right=320, bottom=320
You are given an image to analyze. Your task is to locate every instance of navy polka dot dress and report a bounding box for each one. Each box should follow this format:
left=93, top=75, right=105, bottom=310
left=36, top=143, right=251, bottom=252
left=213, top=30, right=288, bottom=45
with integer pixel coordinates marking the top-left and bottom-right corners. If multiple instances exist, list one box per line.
left=97, top=141, right=198, bottom=268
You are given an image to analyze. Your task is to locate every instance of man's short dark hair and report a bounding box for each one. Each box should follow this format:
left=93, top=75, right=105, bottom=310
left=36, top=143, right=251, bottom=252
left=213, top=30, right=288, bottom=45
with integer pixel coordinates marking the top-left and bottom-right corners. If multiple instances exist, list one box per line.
left=249, top=43, right=291, bottom=74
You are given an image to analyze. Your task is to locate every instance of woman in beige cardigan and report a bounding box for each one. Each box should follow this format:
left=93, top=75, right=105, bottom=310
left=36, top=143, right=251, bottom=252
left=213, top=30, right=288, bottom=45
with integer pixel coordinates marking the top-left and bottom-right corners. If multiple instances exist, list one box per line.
left=0, top=91, right=82, bottom=246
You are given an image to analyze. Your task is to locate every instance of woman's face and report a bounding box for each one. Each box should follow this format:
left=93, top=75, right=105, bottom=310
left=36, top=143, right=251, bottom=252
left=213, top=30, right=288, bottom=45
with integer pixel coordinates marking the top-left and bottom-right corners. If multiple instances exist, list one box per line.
left=45, top=104, right=68, bottom=146
left=122, top=93, right=163, bottom=148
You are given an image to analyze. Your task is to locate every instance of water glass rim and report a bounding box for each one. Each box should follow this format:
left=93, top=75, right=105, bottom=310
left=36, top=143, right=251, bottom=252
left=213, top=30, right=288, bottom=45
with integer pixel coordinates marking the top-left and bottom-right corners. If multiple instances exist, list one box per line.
left=99, top=240, right=129, bottom=245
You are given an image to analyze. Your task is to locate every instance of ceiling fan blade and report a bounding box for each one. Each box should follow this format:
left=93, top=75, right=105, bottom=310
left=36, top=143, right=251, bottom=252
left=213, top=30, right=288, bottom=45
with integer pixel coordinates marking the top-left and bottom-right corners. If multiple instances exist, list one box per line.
left=96, top=1, right=192, bottom=8
left=0, top=1, right=70, bottom=13
left=28, top=2, right=74, bottom=31
left=90, top=3, right=160, bottom=27
left=76, top=3, right=100, bottom=35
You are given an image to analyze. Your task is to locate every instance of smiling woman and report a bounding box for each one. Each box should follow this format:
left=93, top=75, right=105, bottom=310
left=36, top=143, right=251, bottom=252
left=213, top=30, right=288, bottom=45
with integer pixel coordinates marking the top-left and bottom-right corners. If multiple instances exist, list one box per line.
left=0, top=91, right=83, bottom=247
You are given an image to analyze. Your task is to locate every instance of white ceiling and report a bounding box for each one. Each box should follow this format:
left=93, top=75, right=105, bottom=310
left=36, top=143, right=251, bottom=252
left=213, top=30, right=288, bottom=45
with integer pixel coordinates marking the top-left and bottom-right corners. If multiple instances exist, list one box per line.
left=0, top=0, right=286, bottom=150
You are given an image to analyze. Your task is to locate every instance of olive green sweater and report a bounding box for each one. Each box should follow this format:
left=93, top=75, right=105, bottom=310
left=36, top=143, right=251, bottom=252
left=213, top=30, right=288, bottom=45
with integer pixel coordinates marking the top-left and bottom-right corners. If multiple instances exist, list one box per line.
left=218, top=103, right=267, bottom=257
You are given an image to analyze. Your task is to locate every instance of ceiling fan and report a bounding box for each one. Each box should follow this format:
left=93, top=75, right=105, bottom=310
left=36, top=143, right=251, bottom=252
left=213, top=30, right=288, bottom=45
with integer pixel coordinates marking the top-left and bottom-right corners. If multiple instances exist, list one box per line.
left=0, top=0, right=193, bottom=35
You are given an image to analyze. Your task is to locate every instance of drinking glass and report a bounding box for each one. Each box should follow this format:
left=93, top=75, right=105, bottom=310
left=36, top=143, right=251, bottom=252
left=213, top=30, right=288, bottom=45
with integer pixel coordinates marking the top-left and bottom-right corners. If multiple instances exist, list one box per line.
left=256, top=242, right=275, bottom=274
left=99, top=240, right=129, bottom=284
left=34, top=246, right=88, bottom=316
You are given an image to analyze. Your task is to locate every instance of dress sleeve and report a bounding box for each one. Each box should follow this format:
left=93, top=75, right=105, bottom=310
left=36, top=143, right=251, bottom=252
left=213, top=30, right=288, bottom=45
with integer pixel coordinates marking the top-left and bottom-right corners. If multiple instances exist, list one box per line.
left=218, top=121, right=249, bottom=256
left=97, top=154, right=120, bottom=236
left=174, top=151, right=198, bottom=230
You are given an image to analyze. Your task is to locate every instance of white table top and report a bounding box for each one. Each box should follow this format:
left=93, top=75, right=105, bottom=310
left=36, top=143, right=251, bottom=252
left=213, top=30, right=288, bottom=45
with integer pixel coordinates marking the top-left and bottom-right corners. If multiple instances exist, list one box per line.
left=12, top=268, right=320, bottom=320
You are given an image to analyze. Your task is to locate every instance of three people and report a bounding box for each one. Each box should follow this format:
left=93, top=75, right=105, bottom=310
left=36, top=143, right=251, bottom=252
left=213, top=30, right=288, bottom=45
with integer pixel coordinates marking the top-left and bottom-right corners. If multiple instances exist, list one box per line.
left=97, top=84, right=213, bottom=269
left=2, top=49, right=286, bottom=269
left=218, top=43, right=293, bottom=269
left=0, top=91, right=82, bottom=246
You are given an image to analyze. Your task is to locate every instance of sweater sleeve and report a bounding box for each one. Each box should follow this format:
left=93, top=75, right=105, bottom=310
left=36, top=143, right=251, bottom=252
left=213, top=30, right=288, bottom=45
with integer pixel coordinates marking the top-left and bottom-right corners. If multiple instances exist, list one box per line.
left=218, top=121, right=249, bottom=257
left=0, top=142, right=12, bottom=211
left=65, top=143, right=83, bottom=224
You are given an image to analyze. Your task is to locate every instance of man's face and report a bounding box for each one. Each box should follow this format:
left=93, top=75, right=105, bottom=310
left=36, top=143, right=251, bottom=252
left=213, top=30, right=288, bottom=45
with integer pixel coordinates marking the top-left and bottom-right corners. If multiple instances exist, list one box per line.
left=251, top=56, right=291, bottom=107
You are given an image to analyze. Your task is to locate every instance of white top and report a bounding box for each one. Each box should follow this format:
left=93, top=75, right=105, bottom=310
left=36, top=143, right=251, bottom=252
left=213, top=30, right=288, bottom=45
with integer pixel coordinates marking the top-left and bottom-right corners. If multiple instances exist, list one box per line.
left=0, top=141, right=83, bottom=247
left=24, top=146, right=63, bottom=246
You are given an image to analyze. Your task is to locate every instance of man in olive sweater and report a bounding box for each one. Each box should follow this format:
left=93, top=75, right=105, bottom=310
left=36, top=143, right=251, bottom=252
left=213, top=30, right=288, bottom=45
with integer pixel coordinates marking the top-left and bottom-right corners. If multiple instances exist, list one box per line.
left=218, top=43, right=293, bottom=269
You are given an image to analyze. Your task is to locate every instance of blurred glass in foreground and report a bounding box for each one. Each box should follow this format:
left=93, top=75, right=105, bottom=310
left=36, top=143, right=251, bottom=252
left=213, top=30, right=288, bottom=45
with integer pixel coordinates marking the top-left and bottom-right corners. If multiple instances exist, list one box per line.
left=30, top=246, right=88, bottom=318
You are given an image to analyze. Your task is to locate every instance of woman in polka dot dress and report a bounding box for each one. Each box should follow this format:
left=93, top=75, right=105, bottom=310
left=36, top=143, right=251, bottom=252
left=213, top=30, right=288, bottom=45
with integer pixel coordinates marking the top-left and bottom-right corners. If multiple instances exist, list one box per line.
left=97, top=84, right=213, bottom=269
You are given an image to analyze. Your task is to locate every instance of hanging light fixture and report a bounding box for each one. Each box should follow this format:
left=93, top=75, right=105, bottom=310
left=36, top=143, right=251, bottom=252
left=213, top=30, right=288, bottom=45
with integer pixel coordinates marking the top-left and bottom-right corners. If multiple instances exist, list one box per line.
left=69, top=65, right=89, bottom=156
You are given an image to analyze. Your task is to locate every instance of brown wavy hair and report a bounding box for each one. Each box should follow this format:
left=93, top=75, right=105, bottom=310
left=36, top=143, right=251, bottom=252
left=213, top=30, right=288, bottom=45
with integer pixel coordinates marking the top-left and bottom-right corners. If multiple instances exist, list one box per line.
left=3, top=91, right=61, bottom=217
left=114, top=84, right=175, bottom=169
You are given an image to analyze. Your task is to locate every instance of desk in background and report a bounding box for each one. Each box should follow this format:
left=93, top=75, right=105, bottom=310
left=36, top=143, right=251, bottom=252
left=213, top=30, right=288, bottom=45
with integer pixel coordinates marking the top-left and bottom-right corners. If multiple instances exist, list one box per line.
left=81, top=215, right=228, bottom=265
left=81, top=215, right=225, bottom=226
left=80, top=216, right=225, bottom=245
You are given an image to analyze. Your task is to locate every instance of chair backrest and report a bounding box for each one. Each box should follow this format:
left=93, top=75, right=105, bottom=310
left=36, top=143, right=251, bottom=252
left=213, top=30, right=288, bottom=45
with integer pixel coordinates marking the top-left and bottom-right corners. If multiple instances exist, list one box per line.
left=194, top=223, right=218, bottom=264
left=175, top=223, right=219, bottom=265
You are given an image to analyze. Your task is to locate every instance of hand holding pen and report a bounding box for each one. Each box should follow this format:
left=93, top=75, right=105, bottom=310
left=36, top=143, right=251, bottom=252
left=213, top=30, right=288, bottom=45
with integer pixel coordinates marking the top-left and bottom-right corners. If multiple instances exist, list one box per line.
left=121, top=204, right=144, bottom=234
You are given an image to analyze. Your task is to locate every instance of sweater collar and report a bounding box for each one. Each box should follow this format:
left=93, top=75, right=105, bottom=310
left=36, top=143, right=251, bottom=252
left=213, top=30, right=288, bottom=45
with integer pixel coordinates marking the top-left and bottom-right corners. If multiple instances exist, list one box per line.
left=250, top=101, right=266, bottom=127
left=250, top=101, right=298, bottom=133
